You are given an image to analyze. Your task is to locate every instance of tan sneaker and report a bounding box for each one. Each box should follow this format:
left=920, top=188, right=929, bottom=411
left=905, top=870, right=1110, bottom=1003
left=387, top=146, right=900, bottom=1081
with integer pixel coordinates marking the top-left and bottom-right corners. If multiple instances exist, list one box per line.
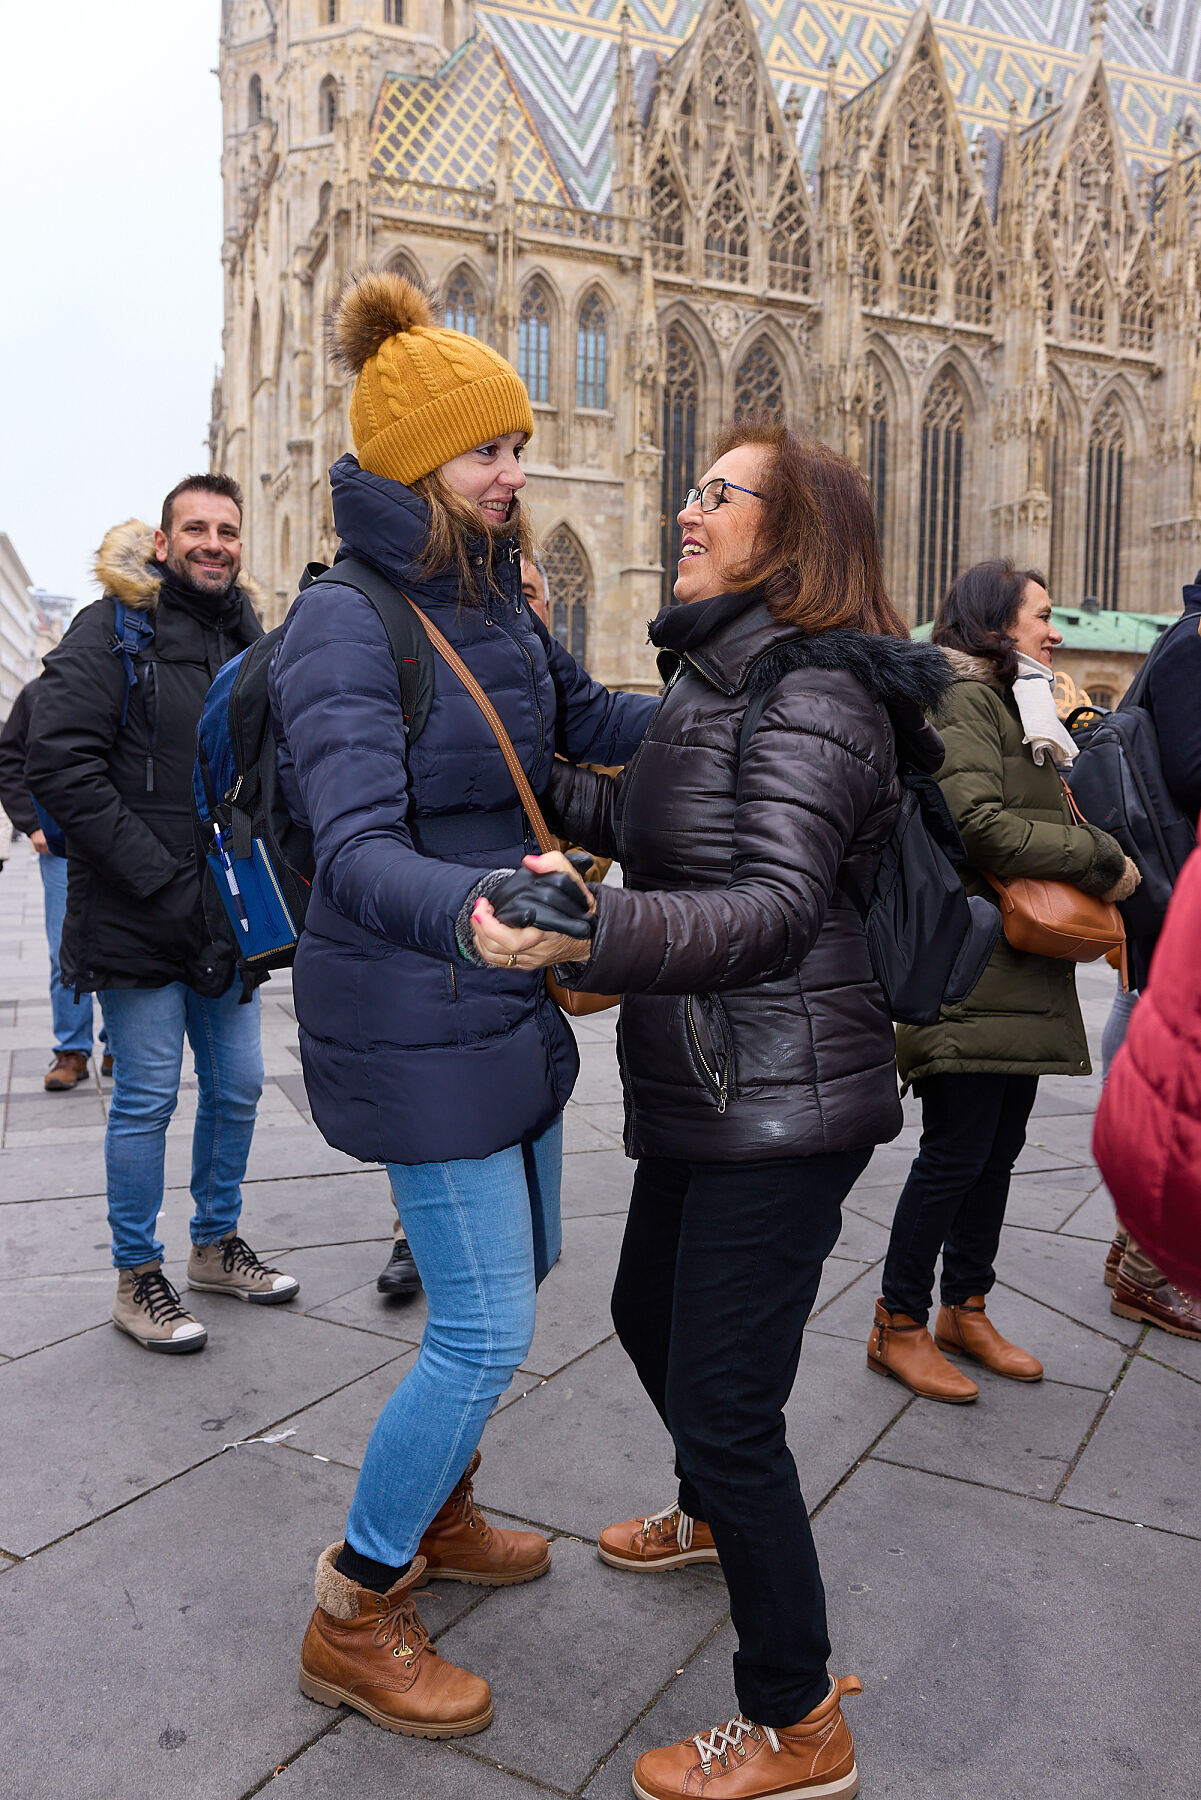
left=187, top=1233, right=299, bottom=1304
left=112, top=1263, right=207, bottom=1354
left=867, top=1299, right=978, bottom=1403
left=299, top=1544, right=493, bottom=1737
left=632, top=1675, right=862, bottom=1800
left=417, top=1451, right=550, bottom=1585
left=598, top=1503, right=720, bottom=1571
left=44, top=1051, right=89, bottom=1092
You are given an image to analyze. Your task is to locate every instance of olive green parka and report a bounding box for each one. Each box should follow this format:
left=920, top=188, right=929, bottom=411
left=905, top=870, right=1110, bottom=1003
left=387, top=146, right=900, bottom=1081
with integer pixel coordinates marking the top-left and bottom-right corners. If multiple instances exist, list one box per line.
left=895, top=650, right=1128, bottom=1086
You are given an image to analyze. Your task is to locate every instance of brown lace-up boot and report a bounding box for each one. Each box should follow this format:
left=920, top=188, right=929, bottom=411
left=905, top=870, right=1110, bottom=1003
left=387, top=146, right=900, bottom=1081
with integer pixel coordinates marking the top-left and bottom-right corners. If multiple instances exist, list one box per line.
left=44, top=1050, right=89, bottom=1092
left=935, top=1297, right=1043, bottom=1381
left=598, top=1503, right=720, bottom=1571
left=867, top=1299, right=978, bottom=1402
left=631, top=1675, right=863, bottom=1800
left=416, top=1450, right=550, bottom=1585
left=299, top=1545, right=493, bottom=1737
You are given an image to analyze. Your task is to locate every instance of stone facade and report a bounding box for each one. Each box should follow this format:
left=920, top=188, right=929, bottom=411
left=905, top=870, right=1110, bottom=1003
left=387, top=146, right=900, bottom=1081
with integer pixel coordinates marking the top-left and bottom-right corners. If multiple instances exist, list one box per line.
left=210, top=0, right=1201, bottom=688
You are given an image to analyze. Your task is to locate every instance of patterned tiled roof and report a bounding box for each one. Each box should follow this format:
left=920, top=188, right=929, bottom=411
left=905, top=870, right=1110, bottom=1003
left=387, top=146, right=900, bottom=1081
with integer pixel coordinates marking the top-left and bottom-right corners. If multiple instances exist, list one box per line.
left=464, top=0, right=1201, bottom=209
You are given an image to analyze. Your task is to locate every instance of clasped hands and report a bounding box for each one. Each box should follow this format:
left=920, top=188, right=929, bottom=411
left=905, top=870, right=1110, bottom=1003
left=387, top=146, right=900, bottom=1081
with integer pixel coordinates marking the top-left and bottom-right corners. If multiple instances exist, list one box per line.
left=472, top=851, right=595, bottom=971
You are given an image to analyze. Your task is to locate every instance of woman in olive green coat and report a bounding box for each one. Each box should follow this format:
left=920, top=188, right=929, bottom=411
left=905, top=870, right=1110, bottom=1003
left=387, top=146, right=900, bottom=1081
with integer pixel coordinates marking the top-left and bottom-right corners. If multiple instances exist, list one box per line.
left=869, top=561, right=1138, bottom=1403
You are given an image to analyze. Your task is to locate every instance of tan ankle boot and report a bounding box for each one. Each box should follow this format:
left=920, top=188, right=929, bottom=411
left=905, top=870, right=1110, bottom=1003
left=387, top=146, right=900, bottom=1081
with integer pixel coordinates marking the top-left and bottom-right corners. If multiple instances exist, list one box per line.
left=867, top=1299, right=978, bottom=1403
left=935, top=1297, right=1043, bottom=1381
left=632, top=1675, right=862, bottom=1800
left=416, top=1450, right=550, bottom=1585
left=299, top=1544, right=492, bottom=1737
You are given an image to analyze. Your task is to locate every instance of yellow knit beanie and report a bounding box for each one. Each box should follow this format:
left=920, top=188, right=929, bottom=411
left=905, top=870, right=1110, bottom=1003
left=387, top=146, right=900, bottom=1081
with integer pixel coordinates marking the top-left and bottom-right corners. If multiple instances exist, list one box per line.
left=329, top=270, right=534, bottom=486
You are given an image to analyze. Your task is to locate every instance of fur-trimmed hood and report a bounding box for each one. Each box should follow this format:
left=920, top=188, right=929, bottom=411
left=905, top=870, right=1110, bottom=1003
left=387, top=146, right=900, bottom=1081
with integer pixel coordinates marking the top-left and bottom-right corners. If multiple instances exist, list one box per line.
left=939, top=645, right=1005, bottom=690
left=94, top=518, right=265, bottom=614
left=745, top=627, right=955, bottom=715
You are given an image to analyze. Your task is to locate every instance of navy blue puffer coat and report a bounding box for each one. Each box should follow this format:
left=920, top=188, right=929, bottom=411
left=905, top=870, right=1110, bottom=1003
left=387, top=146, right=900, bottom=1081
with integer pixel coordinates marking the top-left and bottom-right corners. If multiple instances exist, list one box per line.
left=269, top=455, right=656, bottom=1165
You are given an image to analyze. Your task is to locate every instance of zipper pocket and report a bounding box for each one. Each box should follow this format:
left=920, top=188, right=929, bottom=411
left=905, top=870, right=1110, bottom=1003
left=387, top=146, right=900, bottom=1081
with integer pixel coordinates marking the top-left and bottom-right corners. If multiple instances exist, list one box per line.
left=685, top=994, right=734, bottom=1113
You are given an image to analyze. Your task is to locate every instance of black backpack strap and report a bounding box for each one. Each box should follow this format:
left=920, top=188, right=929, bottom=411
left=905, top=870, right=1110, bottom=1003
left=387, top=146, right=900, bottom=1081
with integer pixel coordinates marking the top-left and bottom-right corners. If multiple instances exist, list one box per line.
left=305, top=556, right=435, bottom=741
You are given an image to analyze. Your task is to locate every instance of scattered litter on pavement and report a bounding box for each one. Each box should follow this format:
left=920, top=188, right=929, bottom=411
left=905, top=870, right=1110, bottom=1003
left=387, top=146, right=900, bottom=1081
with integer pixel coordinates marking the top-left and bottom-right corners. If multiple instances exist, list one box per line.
left=220, top=1428, right=298, bottom=1452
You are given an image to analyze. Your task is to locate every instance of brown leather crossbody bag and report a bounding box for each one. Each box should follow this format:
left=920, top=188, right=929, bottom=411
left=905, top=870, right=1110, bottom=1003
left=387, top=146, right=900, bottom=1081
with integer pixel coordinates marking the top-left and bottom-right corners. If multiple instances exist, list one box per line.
left=983, top=782, right=1127, bottom=987
left=406, top=598, right=619, bottom=1018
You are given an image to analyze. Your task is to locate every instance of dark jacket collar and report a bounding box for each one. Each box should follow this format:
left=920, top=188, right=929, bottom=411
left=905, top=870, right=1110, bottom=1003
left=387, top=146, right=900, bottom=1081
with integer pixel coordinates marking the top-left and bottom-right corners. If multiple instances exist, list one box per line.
left=654, top=594, right=803, bottom=695
left=329, top=453, right=521, bottom=608
left=1181, top=582, right=1201, bottom=613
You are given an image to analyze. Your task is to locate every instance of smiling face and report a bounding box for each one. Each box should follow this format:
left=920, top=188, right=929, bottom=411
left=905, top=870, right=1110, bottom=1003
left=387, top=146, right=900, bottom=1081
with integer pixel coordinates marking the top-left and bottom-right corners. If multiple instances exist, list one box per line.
left=153, top=490, right=243, bottom=597
left=438, top=432, right=528, bottom=529
left=1009, top=579, right=1062, bottom=668
left=674, top=443, right=769, bottom=604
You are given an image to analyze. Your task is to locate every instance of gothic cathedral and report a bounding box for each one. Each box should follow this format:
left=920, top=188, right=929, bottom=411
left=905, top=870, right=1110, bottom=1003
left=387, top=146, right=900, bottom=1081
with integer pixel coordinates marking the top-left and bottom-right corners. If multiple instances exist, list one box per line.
left=211, top=0, right=1201, bottom=687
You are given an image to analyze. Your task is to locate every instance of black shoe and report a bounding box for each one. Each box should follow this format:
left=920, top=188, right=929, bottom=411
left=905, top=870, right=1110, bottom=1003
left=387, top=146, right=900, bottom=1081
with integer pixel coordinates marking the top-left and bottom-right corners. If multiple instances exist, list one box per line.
left=377, top=1238, right=421, bottom=1299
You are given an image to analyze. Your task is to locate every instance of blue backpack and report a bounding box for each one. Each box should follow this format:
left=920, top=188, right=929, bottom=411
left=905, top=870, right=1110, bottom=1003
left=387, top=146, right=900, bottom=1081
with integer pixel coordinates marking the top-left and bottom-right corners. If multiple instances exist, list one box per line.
left=192, top=556, right=435, bottom=975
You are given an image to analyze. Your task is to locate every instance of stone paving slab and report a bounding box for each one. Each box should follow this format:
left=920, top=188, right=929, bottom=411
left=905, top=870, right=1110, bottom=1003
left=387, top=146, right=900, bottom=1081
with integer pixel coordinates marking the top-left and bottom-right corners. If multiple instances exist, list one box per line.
left=559, top=1148, right=634, bottom=1218
left=1060, top=1356, right=1201, bottom=1538
left=999, top=1224, right=1144, bottom=1343
left=273, top=1724, right=555, bottom=1799
left=872, top=1370, right=1103, bottom=1498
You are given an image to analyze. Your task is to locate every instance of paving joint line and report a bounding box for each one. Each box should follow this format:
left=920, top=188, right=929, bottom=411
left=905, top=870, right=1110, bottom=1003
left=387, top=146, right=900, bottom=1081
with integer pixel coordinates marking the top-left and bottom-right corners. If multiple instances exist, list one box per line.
left=1051, top=1333, right=1144, bottom=1503
left=571, top=1611, right=732, bottom=1795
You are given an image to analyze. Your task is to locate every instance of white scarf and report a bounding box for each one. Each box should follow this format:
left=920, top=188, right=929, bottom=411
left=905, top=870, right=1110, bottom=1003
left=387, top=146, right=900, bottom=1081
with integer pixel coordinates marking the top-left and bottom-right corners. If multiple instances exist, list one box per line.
left=1012, top=652, right=1076, bottom=768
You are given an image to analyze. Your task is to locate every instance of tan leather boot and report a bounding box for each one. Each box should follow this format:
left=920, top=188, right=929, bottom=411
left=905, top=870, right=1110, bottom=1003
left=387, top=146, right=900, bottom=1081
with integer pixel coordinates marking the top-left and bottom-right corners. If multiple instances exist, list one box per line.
left=415, top=1450, right=550, bottom=1585
left=299, top=1545, right=492, bottom=1737
left=935, top=1297, right=1043, bottom=1381
left=632, top=1675, right=862, bottom=1800
left=867, top=1299, right=978, bottom=1403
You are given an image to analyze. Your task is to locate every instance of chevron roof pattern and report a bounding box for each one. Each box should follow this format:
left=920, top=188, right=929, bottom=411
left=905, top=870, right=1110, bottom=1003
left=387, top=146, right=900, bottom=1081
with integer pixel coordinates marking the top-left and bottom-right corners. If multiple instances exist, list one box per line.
left=457, top=0, right=1201, bottom=208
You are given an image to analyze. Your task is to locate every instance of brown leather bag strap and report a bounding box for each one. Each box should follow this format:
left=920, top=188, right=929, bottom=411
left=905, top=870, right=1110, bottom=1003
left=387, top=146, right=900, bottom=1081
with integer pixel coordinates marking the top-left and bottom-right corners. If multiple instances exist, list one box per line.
left=405, top=597, right=557, bottom=855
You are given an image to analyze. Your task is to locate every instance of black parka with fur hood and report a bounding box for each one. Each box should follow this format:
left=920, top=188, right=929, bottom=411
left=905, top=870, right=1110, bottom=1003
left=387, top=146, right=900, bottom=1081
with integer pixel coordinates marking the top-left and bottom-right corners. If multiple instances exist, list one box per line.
left=547, top=593, right=952, bottom=1162
left=25, top=522, right=263, bottom=995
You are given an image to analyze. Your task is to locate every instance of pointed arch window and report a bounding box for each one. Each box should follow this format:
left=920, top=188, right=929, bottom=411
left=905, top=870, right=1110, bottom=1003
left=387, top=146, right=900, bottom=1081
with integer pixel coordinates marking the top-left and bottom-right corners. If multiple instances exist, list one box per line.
left=444, top=268, right=478, bottom=336
left=576, top=291, right=608, bottom=410
left=851, top=188, right=881, bottom=307
left=1035, top=232, right=1057, bottom=334
left=704, top=163, right=749, bottom=283
left=443, top=0, right=456, bottom=48
left=661, top=329, right=699, bottom=607
left=649, top=156, right=686, bottom=274
left=518, top=282, right=552, bottom=405
left=733, top=340, right=784, bottom=419
left=898, top=207, right=939, bottom=318
left=1046, top=397, right=1068, bottom=605
left=385, top=250, right=424, bottom=287
left=955, top=215, right=993, bottom=327
left=1085, top=399, right=1125, bottom=610
left=1120, top=258, right=1154, bottom=352
left=543, top=526, right=590, bottom=663
left=768, top=174, right=811, bottom=295
left=917, top=371, right=965, bottom=625
left=1070, top=243, right=1107, bottom=344
left=858, top=363, right=888, bottom=550
left=248, top=74, right=263, bottom=125
left=319, top=76, right=338, bottom=135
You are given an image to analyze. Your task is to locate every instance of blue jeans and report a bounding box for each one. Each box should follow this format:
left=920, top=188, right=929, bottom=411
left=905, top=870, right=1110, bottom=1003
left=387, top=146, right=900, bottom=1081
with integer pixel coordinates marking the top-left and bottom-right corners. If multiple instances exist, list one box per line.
left=98, top=981, right=263, bottom=1269
left=345, top=1116, right=563, bottom=1566
left=39, top=853, right=102, bottom=1055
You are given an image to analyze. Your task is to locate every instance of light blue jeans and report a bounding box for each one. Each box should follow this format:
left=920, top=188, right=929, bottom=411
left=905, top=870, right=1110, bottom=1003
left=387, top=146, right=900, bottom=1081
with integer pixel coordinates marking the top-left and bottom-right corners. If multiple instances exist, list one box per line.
left=345, top=1116, right=563, bottom=1567
left=39, top=852, right=102, bottom=1055
left=98, top=980, right=263, bottom=1269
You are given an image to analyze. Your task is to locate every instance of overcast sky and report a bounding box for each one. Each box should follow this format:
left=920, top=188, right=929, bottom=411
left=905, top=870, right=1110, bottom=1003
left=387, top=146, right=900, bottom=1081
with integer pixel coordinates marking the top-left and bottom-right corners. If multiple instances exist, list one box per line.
left=1, top=4, right=223, bottom=604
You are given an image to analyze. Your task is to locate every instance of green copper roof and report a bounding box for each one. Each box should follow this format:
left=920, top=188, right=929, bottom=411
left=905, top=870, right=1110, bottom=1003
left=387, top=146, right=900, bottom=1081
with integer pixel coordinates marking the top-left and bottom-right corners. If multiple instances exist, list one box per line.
left=910, top=609, right=1183, bottom=654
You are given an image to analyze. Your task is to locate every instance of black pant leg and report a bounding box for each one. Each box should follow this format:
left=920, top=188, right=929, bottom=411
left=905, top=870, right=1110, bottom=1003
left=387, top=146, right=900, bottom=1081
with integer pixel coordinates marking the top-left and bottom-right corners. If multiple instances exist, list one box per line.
left=880, top=1074, right=1011, bottom=1323
left=610, top=1158, right=704, bottom=1519
left=664, top=1147, right=871, bottom=1728
left=940, top=1075, right=1039, bottom=1305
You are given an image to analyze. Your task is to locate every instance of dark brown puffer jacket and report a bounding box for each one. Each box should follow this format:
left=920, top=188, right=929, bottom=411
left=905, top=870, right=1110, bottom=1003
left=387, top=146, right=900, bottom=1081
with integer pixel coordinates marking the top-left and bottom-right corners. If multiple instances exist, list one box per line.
left=547, top=595, right=952, bottom=1162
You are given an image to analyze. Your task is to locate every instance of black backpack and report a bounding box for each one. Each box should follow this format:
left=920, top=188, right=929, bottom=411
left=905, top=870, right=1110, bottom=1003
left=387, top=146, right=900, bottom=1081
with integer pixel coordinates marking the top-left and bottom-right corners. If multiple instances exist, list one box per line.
left=1065, top=611, right=1197, bottom=940
left=739, top=688, right=1000, bottom=1027
left=192, top=556, right=435, bottom=975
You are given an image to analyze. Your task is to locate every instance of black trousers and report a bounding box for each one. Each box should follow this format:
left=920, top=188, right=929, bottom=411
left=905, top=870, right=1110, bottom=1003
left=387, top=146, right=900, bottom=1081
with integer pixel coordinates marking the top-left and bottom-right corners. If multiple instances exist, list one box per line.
left=881, top=1072, right=1039, bottom=1324
left=611, top=1147, right=871, bottom=1727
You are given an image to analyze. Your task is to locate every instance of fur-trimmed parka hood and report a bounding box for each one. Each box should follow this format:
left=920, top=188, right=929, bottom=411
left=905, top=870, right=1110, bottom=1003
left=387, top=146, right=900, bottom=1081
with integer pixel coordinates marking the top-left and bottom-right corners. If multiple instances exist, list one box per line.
left=94, top=518, right=265, bottom=615
left=939, top=645, right=1006, bottom=690
left=744, top=626, right=955, bottom=715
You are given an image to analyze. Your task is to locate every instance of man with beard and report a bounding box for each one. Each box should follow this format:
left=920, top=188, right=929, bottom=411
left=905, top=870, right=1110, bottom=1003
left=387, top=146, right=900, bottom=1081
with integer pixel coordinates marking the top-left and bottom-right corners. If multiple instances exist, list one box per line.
left=26, top=475, right=299, bottom=1353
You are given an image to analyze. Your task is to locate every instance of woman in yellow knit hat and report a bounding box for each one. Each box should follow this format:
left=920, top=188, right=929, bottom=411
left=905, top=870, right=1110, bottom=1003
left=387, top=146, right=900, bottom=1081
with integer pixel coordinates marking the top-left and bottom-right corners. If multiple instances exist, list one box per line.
left=270, top=270, right=656, bottom=1735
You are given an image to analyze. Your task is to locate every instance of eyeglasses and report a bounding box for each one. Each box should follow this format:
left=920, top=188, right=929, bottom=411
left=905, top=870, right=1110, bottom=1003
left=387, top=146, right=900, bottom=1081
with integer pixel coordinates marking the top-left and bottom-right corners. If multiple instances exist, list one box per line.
left=684, top=478, right=766, bottom=513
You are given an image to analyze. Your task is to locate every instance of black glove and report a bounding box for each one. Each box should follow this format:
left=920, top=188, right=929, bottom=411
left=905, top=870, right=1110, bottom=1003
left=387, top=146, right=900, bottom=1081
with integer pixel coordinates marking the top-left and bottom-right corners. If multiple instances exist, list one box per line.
left=489, top=864, right=595, bottom=939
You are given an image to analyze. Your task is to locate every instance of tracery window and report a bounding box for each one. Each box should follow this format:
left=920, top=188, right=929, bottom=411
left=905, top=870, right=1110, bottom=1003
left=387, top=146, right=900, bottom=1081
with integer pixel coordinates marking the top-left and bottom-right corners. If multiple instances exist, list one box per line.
left=660, top=329, right=699, bottom=607
left=319, top=76, right=338, bottom=135
left=917, top=371, right=965, bottom=625
left=518, top=282, right=552, bottom=405
left=897, top=206, right=939, bottom=318
left=733, top=340, right=784, bottom=419
left=851, top=187, right=882, bottom=306
left=768, top=175, right=811, bottom=295
left=648, top=156, right=686, bottom=274
left=386, top=250, right=424, bottom=287
left=576, top=291, right=608, bottom=410
left=954, top=215, right=993, bottom=327
left=704, top=163, right=749, bottom=284
left=543, top=526, right=590, bottom=663
left=1085, top=399, right=1125, bottom=610
left=859, top=363, right=888, bottom=550
left=248, top=74, right=263, bottom=125
left=1070, top=243, right=1107, bottom=345
left=1120, top=258, right=1154, bottom=352
left=443, top=268, right=478, bottom=336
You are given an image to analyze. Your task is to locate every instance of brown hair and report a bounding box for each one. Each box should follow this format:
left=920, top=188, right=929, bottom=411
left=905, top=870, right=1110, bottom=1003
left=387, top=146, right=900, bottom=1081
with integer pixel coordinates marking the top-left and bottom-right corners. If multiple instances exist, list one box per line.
left=710, top=419, right=908, bottom=640
left=410, top=466, right=536, bottom=598
left=932, top=559, right=1047, bottom=686
left=160, top=472, right=243, bottom=535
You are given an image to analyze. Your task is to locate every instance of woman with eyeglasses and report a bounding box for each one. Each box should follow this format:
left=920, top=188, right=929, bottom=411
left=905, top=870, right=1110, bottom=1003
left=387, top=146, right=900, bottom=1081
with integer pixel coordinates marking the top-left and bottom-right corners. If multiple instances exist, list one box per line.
left=469, top=421, right=953, bottom=1800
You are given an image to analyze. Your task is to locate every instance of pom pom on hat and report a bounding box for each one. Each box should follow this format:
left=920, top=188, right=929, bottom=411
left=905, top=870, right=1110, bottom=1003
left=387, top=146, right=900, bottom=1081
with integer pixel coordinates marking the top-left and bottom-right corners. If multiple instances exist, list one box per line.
left=328, top=267, right=534, bottom=487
